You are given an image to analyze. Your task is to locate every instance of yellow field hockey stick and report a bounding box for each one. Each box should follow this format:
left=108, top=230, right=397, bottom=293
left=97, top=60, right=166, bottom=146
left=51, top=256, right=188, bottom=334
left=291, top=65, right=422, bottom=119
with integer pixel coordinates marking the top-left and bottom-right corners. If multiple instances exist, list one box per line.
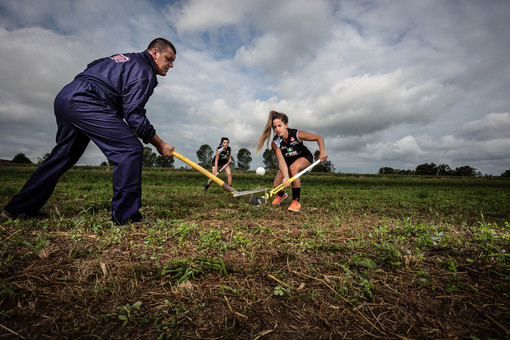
left=172, top=151, right=236, bottom=193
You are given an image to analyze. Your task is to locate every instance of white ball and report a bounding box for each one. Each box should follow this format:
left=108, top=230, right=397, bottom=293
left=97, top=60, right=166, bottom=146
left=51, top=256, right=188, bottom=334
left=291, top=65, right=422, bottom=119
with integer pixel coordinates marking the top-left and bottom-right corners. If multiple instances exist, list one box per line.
left=256, top=167, right=265, bottom=176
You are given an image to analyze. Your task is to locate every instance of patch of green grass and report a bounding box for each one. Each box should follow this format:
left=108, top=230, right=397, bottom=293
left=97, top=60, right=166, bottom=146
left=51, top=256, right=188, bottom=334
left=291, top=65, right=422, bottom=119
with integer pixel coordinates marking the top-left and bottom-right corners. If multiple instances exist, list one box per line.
left=1, top=164, right=509, bottom=339
left=159, top=256, right=228, bottom=284
left=105, top=301, right=146, bottom=327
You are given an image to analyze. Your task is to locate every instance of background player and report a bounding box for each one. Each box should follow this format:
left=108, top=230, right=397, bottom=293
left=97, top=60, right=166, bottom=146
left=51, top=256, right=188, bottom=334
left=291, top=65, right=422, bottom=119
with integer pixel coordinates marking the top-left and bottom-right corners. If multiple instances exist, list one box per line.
left=212, top=137, right=233, bottom=186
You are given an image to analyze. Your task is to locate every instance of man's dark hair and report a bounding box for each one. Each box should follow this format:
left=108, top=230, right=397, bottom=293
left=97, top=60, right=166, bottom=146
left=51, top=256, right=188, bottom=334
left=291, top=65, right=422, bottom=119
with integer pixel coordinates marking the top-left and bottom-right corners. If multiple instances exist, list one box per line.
left=147, top=38, right=176, bottom=55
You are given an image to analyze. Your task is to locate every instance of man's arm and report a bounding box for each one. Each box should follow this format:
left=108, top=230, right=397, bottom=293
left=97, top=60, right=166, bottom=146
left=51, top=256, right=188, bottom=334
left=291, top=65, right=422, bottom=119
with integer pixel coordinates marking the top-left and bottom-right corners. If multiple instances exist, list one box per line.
left=123, top=76, right=157, bottom=144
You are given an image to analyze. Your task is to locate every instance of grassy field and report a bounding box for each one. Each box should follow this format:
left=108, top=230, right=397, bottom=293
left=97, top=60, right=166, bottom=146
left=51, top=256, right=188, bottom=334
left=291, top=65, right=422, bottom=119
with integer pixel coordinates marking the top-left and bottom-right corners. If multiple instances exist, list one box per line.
left=1, top=164, right=509, bottom=339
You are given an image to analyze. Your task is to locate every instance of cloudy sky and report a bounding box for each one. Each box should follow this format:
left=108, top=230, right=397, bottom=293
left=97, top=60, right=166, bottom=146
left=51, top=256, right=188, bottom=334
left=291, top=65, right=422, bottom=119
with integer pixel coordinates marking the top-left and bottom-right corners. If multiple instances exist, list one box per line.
left=1, top=0, right=509, bottom=175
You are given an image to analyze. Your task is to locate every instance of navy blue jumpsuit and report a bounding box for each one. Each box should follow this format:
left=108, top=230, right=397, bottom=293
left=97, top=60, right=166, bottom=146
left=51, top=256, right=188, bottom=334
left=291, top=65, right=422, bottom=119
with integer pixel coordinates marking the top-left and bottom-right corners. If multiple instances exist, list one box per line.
left=5, top=51, right=159, bottom=224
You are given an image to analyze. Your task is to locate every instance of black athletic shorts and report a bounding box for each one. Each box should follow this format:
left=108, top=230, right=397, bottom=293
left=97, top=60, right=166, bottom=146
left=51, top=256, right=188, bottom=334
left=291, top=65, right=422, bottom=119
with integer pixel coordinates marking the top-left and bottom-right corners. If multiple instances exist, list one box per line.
left=285, top=149, right=313, bottom=168
left=212, top=160, right=228, bottom=168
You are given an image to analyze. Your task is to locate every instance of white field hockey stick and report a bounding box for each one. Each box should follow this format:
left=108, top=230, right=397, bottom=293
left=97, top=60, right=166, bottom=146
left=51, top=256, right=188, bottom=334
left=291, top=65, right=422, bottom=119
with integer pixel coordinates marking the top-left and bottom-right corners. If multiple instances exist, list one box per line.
left=249, top=159, right=320, bottom=205
left=232, top=187, right=268, bottom=197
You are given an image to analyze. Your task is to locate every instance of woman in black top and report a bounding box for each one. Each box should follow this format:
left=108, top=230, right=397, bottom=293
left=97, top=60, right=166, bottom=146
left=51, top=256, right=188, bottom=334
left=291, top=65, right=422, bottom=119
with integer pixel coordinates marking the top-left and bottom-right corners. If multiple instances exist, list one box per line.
left=256, top=111, right=327, bottom=212
left=212, top=137, right=232, bottom=186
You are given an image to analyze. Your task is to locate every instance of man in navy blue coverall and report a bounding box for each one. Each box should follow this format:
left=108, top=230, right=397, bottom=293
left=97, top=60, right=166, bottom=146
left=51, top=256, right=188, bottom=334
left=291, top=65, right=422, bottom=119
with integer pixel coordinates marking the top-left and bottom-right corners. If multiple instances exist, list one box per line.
left=2, top=38, right=176, bottom=225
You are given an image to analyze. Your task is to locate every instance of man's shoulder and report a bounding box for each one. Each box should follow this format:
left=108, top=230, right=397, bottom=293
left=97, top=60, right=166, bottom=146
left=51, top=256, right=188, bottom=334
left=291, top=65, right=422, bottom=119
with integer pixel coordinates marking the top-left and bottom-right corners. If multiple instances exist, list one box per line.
left=112, top=51, right=156, bottom=83
left=109, top=51, right=149, bottom=64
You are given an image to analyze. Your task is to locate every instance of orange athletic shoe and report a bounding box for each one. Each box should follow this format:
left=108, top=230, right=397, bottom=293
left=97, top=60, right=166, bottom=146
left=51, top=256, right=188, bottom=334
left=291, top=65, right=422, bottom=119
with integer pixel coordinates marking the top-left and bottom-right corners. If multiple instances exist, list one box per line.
left=288, top=199, right=301, bottom=212
left=272, top=192, right=288, bottom=205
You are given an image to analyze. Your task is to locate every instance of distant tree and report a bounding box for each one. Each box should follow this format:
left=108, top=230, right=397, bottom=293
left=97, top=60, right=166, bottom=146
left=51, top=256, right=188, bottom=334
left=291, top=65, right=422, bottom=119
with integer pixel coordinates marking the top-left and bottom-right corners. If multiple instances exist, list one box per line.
left=379, top=167, right=397, bottom=175
left=312, top=150, right=335, bottom=172
left=398, top=169, right=415, bottom=175
left=415, top=162, right=438, bottom=176
left=100, top=161, right=108, bottom=166
left=196, top=144, right=213, bottom=168
left=37, top=152, right=50, bottom=165
left=262, top=148, right=278, bottom=170
left=453, top=165, right=477, bottom=177
left=236, top=148, right=252, bottom=170
left=437, top=164, right=453, bottom=176
left=501, top=170, right=510, bottom=177
left=12, top=153, right=32, bottom=164
left=142, top=147, right=158, bottom=167
left=155, top=155, right=174, bottom=168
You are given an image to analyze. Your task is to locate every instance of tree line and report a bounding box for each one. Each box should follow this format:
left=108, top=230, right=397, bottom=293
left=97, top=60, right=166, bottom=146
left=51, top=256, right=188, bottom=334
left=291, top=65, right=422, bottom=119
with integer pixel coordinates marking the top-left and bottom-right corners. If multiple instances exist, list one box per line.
left=379, top=162, right=510, bottom=177
left=7, top=150, right=175, bottom=168
left=8, top=149, right=335, bottom=174
left=19, top=152, right=510, bottom=177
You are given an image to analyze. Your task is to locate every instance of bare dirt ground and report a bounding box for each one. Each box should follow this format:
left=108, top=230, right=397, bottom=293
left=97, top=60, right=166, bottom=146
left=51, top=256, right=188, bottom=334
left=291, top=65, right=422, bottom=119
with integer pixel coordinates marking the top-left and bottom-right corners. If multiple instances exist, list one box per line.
left=1, top=200, right=509, bottom=339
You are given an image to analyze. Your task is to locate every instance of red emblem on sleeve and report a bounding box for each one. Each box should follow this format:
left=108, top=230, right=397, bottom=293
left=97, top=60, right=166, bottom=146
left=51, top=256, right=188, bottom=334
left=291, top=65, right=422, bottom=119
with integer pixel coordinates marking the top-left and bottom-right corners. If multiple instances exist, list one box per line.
left=111, top=54, right=130, bottom=63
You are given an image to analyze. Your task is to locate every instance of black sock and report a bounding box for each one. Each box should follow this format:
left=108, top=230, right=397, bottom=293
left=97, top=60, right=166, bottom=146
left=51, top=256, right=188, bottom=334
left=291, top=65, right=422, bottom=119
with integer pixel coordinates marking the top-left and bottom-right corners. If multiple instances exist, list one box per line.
left=292, top=187, right=300, bottom=201
left=277, top=190, right=285, bottom=197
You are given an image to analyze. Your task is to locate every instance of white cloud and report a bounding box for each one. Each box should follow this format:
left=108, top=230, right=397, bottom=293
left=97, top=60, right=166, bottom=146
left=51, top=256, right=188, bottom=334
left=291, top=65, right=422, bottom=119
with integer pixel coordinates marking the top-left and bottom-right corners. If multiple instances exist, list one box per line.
left=1, top=0, right=510, bottom=176
left=358, top=127, right=510, bottom=174
left=364, top=135, right=423, bottom=162
left=234, top=0, right=333, bottom=76
left=456, top=112, right=510, bottom=141
left=0, top=27, right=95, bottom=161
left=168, top=0, right=255, bottom=33
left=0, top=27, right=91, bottom=108
left=268, top=68, right=461, bottom=138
